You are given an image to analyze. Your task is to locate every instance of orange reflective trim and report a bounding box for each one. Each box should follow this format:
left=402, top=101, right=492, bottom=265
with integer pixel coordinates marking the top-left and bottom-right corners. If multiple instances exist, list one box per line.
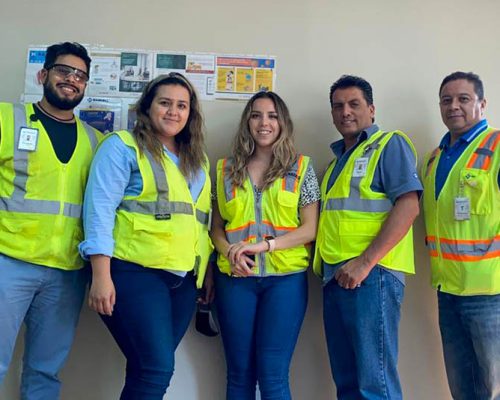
left=480, top=133, right=500, bottom=170
left=426, top=235, right=436, bottom=243
left=438, top=235, right=500, bottom=245
left=294, top=155, right=304, bottom=193
left=490, top=131, right=500, bottom=151
left=222, top=158, right=236, bottom=199
left=441, top=250, right=500, bottom=262
left=262, top=220, right=295, bottom=231
left=428, top=250, right=438, bottom=257
left=466, top=132, right=491, bottom=168
left=222, top=158, right=227, bottom=177
left=466, top=130, right=500, bottom=169
left=467, top=151, right=479, bottom=169
left=243, top=235, right=257, bottom=242
left=226, top=221, right=255, bottom=233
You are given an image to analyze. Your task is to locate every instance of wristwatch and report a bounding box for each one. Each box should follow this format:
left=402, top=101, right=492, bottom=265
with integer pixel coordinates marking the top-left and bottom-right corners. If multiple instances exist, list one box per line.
left=264, top=236, right=276, bottom=252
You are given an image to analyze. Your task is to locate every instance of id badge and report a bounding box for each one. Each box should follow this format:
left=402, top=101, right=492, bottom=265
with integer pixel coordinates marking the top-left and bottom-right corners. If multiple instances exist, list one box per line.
left=353, top=157, right=369, bottom=177
left=454, top=197, right=470, bottom=220
left=18, top=127, right=39, bottom=151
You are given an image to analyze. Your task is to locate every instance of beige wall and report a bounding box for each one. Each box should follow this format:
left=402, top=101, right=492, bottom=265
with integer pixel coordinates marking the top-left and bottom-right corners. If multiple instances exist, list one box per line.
left=1, top=0, right=499, bottom=399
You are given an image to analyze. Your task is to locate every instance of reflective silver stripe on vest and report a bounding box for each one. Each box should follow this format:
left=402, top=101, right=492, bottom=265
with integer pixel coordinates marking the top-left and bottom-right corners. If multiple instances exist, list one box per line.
left=323, top=132, right=393, bottom=213
left=118, top=148, right=195, bottom=219
left=225, top=222, right=289, bottom=243
left=0, top=104, right=86, bottom=218
left=426, top=240, right=437, bottom=252
left=120, top=199, right=193, bottom=215
left=82, top=121, right=99, bottom=151
left=440, top=238, right=500, bottom=257
left=64, top=203, right=83, bottom=218
left=223, top=157, right=303, bottom=201
left=196, top=209, right=210, bottom=226
left=223, top=158, right=235, bottom=202
left=469, top=131, right=499, bottom=169
left=282, top=156, right=303, bottom=193
left=223, top=156, right=303, bottom=243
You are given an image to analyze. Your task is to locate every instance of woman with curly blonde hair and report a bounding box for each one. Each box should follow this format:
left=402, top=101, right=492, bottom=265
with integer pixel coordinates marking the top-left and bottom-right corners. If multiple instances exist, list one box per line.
left=211, top=91, right=320, bottom=399
left=81, top=73, right=213, bottom=399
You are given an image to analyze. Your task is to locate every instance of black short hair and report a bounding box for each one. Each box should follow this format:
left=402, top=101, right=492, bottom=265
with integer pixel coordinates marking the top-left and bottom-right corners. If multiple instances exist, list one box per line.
left=329, top=75, right=373, bottom=107
left=43, top=42, right=91, bottom=73
left=439, top=71, right=484, bottom=100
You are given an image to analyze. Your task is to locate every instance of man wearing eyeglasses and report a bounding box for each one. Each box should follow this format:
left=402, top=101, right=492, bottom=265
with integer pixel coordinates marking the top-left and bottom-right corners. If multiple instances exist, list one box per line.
left=421, top=72, right=499, bottom=400
left=0, top=42, right=102, bottom=399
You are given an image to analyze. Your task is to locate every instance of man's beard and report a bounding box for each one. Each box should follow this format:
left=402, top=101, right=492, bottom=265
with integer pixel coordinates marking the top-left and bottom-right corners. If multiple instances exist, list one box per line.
left=43, top=80, right=84, bottom=110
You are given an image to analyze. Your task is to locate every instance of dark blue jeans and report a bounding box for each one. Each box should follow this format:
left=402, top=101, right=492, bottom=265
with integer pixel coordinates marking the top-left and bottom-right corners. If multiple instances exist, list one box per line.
left=214, top=270, right=308, bottom=400
left=438, top=291, right=500, bottom=400
left=323, top=266, right=404, bottom=400
left=100, top=259, right=197, bottom=400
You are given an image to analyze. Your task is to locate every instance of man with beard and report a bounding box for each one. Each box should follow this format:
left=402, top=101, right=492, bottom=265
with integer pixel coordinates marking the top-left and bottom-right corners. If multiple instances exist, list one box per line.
left=0, top=42, right=101, bottom=399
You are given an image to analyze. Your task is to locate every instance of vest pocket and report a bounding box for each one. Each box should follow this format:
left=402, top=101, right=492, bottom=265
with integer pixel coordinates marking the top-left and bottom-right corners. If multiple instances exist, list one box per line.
left=460, top=168, right=492, bottom=215
left=129, top=217, right=173, bottom=263
left=0, top=217, right=40, bottom=254
left=461, top=263, right=498, bottom=295
left=0, top=217, right=39, bottom=234
left=223, top=197, right=243, bottom=220
left=276, top=190, right=299, bottom=222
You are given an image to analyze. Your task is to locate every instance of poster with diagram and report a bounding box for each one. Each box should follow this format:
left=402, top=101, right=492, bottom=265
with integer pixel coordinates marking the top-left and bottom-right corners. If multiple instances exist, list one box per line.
left=88, top=49, right=121, bottom=97
left=215, top=56, right=276, bottom=100
left=119, top=51, right=153, bottom=95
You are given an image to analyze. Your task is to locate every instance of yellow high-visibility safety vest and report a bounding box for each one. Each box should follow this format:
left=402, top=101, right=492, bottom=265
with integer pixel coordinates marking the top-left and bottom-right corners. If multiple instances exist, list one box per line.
left=0, top=103, right=101, bottom=270
left=422, top=127, right=500, bottom=295
left=216, top=155, right=311, bottom=276
left=111, top=130, right=213, bottom=288
left=313, top=130, right=416, bottom=277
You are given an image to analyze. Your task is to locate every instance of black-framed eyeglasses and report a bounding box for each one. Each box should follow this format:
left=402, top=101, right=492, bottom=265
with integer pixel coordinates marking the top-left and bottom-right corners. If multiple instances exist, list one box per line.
left=47, top=63, right=89, bottom=83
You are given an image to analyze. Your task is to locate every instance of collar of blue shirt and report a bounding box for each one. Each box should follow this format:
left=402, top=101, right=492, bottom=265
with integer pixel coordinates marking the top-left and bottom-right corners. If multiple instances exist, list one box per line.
left=439, top=119, right=488, bottom=151
left=330, top=124, right=380, bottom=158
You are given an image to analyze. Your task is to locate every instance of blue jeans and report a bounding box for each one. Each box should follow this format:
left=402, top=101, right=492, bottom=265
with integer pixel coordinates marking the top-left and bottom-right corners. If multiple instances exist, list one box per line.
left=438, top=291, right=500, bottom=400
left=214, top=270, right=308, bottom=400
left=323, top=266, right=404, bottom=400
left=0, top=253, right=87, bottom=400
left=100, top=258, right=197, bottom=400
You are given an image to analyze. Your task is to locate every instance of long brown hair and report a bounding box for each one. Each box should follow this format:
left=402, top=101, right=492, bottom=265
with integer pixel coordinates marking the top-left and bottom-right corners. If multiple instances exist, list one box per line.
left=133, top=72, right=206, bottom=178
left=229, top=91, right=297, bottom=190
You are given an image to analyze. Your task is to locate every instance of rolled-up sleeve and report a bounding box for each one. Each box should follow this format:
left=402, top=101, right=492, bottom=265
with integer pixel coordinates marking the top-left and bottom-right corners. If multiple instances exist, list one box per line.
left=79, top=135, right=137, bottom=259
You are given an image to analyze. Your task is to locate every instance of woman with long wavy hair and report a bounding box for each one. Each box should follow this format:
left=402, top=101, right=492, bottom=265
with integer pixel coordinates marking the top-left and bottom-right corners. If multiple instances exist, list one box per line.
left=210, top=91, right=320, bottom=399
left=80, top=73, right=213, bottom=399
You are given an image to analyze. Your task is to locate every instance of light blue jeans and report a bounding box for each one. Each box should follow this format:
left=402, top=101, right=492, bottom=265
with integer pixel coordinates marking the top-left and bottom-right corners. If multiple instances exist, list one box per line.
left=215, top=270, right=308, bottom=400
left=438, top=291, right=500, bottom=400
left=0, top=253, right=87, bottom=400
left=323, top=266, right=404, bottom=400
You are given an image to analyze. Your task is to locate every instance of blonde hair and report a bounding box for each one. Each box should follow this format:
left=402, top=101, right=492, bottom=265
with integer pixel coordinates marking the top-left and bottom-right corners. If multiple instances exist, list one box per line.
left=133, top=73, right=206, bottom=178
left=229, top=91, right=297, bottom=190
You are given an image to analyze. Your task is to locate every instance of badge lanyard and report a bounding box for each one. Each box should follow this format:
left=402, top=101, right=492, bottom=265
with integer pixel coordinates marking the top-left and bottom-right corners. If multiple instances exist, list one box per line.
left=454, top=179, right=470, bottom=221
